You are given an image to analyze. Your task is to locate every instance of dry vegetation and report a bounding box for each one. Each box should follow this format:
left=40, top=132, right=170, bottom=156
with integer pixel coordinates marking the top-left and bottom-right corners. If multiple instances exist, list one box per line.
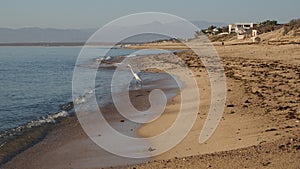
left=282, top=19, right=300, bottom=36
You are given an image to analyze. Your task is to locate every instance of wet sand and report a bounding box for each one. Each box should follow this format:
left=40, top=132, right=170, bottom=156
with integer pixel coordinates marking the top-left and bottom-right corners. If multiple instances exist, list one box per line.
left=1, top=61, right=182, bottom=169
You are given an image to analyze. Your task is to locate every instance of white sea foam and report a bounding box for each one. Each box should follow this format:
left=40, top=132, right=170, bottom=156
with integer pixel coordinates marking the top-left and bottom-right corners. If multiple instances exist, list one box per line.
left=126, top=54, right=136, bottom=57
left=0, top=110, right=71, bottom=138
left=26, top=110, right=70, bottom=128
left=74, top=96, right=86, bottom=104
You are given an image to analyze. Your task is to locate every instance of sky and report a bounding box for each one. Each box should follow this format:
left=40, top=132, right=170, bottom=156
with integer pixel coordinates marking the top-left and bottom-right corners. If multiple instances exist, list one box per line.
left=1, top=0, right=299, bottom=29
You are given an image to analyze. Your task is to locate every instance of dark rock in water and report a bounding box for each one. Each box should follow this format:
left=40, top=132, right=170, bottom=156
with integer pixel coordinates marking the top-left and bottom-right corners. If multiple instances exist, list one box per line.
left=60, top=102, right=74, bottom=111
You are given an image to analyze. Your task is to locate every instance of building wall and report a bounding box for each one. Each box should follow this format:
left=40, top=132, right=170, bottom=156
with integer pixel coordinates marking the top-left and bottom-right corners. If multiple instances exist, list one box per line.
left=229, top=23, right=255, bottom=33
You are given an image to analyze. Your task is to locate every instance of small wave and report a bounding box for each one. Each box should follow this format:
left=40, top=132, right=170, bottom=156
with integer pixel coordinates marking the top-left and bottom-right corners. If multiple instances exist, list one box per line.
left=74, top=96, right=86, bottom=105
left=27, top=110, right=69, bottom=128
left=0, top=110, right=72, bottom=139
left=95, top=56, right=112, bottom=63
left=59, top=101, right=74, bottom=111
left=125, top=54, right=136, bottom=58
left=74, top=87, right=97, bottom=105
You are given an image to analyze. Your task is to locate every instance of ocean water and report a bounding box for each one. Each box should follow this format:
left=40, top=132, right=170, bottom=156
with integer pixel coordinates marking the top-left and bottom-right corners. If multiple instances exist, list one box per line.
left=0, top=46, right=128, bottom=132
left=0, top=46, right=175, bottom=132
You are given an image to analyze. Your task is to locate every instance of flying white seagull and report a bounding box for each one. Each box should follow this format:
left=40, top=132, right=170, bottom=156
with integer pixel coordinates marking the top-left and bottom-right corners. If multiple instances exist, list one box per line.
left=127, top=64, right=142, bottom=87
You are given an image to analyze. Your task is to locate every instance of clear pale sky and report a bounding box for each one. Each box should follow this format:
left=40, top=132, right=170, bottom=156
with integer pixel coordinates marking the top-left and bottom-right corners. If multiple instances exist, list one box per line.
left=1, top=0, right=299, bottom=29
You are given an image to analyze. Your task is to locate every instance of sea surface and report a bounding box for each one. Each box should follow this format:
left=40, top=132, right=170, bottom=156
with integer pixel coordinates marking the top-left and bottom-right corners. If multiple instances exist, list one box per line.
left=0, top=46, right=172, bottom=132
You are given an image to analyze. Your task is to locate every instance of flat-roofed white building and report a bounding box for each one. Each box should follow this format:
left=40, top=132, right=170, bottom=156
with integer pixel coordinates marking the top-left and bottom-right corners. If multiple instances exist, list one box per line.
left=229, top=23, right=256, bottom=34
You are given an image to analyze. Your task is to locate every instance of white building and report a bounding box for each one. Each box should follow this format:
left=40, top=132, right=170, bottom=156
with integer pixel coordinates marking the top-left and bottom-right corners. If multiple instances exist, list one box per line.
left=228, top=23, right=256, bottom=34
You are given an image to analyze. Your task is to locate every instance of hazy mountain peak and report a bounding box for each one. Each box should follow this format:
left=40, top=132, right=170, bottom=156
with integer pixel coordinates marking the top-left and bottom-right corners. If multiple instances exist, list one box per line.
left=0, top=20, right=228, bottom=43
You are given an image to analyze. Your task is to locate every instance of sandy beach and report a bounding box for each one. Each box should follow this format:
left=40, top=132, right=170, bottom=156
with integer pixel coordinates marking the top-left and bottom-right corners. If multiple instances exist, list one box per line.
left=1, top=0, right=300, bottom=168
left=1, top=41, right=300, bottom=168
left=129, top=44, right=300, bottom=168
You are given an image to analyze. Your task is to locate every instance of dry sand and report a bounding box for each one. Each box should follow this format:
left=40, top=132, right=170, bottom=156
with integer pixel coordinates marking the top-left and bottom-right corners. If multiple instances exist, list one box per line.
left=1, top=42, right=300, bottom=169
left=127, top=43, right=300, bottom=169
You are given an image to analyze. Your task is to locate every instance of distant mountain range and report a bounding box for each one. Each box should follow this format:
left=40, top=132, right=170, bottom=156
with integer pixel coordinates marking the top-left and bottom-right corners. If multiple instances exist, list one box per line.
left=191, top=20, right=227, bottom=29
left=0, top=21, right=227, bottom=43
left=0, top=27, right=96, bottom=43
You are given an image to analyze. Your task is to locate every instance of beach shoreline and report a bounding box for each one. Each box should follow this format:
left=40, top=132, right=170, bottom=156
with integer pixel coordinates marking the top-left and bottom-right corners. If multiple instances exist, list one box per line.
left=1, top=53, right=184, bottom=169
left=1, top=43, right=300, bottom=169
